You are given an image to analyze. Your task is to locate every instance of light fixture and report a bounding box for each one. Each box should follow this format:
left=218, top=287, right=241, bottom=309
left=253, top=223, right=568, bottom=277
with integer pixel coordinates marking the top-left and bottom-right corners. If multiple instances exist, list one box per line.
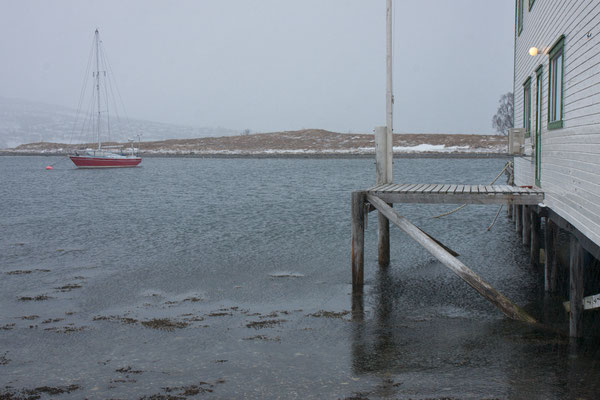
left=529, top=47, right=539, bottom=56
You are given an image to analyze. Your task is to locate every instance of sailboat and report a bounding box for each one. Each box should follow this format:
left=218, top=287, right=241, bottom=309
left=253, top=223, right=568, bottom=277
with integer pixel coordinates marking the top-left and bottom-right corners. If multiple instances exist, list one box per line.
left=69, top=29, right=142, bottom=168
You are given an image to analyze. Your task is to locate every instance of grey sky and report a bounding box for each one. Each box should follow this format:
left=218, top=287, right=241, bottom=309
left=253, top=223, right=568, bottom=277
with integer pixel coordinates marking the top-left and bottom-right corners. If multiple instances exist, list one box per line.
left=0, top=0, right=514, bottom=135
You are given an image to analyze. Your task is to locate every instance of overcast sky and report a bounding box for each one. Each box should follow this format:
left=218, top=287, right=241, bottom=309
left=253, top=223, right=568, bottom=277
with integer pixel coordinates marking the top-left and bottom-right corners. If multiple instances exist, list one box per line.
left=0, top=0, right=514, bottom=135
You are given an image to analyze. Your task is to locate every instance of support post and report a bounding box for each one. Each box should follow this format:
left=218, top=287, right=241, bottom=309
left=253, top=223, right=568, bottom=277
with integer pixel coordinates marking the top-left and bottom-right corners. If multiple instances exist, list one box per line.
left=507, top=202, right=513, bottom=219
left=378, top=213, right=390, bottom=267
left=375, top=126, right=391, bottom=267
left=569, top=236, right=585, bottom=338
left=352, top=192, right=366, bottom=287
left=544, top=218, right=558, bottom=292
left=523, top=205, right=531, bottom=246
left=385, top=0, right=393, bottom=183
left=531, top=211, right=541, bottom=265
left=516, top=205, right=523, bottom=234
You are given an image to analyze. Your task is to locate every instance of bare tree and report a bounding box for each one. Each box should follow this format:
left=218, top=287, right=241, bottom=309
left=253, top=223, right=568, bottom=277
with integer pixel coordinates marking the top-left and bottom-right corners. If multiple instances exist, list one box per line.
left=492, top=92, right=514, bottom=135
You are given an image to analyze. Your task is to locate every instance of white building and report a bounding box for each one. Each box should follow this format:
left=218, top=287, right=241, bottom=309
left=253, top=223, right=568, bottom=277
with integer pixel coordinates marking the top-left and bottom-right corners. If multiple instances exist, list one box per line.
left=513, top=0, right=600, bottom=249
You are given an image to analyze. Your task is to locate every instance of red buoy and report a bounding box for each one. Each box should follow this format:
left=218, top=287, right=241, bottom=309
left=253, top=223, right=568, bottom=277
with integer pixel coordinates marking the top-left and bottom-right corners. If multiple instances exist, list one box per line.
left=45, top=166, right=53, bottom=170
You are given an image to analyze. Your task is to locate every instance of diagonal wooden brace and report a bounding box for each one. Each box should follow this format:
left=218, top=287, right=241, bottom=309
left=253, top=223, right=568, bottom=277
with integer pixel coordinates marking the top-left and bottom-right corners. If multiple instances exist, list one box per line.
left=367, top=194, right=537, bottom=324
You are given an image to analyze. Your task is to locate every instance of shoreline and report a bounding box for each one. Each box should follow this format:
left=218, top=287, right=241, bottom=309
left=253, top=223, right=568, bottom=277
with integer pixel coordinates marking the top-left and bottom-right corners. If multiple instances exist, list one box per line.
left=0, top=151, right=510, bottom=159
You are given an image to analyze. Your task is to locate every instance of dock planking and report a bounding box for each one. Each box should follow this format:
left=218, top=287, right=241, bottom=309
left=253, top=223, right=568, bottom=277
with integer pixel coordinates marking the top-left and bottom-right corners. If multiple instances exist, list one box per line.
left=366, top=184, right=543, bottom=205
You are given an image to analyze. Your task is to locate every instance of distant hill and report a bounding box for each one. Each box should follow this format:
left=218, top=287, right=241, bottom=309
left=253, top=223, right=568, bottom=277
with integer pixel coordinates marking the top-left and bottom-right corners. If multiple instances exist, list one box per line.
left=0, top=97, right=238, bottom=149
left=11, top=129, right=507, bottom=156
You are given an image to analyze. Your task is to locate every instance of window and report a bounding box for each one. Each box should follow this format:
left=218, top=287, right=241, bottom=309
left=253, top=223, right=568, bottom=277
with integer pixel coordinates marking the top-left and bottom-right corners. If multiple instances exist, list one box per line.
left=548, top=35, right=565, bottom=130
left=529, top=0, right=535, bottom=11
left=523, top=77, right=532, bottom=138
left=517, top=0, right=524, bottom=35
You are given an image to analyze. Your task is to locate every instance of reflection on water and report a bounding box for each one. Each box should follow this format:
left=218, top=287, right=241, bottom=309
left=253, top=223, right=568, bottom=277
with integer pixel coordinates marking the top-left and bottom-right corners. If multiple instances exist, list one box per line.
left=349, top=267, right=600, bottom=399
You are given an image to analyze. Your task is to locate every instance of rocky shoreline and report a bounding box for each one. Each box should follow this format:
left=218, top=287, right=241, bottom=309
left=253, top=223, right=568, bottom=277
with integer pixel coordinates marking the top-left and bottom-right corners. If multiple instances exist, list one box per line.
left=4, top=129, right=508, bottom=158
left=1, top=151, right=509, bottom=159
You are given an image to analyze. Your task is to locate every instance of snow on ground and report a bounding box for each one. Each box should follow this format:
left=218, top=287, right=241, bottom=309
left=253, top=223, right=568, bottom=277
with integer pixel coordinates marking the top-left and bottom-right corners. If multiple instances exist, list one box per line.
left=6, top=130, right=508, bottom=156
left=7, top=143, right=508, bottom=156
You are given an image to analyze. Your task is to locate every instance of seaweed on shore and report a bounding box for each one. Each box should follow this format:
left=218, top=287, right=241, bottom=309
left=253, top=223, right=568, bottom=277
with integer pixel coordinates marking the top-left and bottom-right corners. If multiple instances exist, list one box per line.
left=17, top=295, right=51, bottom=301
left=116, top=366, right=144, bottom=374
left=245, top=319, right=287, bottom=329
left=242, top=335, right=281, bottom=342
left=207, top=312, right=232, bottom=317
left=43, top=325, right=86, bottom=333
left=0, top=352, right=10, bottom=365
left=137, top=379, right=224, bottom=399
left=55, top=284, right=82, bottom=292
left=141, top=318, right=188, bottom=331
left=5, top=269, right=50, bottom=275
left=308, top=310, right=350, bottom=319
left=93, top=315, right=139, bottom=325
left=41, top=318, right=64, bottom=324
left=0, top=384, right=80, bottom=400
left=182, top=296, right=203, bottom=303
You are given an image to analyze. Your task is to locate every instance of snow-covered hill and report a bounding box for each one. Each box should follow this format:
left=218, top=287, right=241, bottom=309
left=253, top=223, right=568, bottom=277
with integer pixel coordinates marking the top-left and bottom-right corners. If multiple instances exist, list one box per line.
left=0, top=97, right=237, bottom=149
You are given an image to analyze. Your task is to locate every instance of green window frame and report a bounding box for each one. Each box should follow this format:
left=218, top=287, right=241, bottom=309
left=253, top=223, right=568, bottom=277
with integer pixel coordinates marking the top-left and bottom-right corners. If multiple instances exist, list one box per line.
left=529, top=0, right=535, bottom=11
left=523, top=77, right=532, bottom=138
left=535, top=65, right=543, bottom=137
left=535, top=65, right=543, bottom=186
left=517, top=0, right=524, bottom=35
left=548, top=35, right=565, bottom=130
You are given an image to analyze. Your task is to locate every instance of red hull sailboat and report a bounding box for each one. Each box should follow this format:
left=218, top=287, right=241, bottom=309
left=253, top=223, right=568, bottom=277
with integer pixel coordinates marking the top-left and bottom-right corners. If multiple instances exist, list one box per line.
left=69, top=29, right=142, bottom=169
left=69, top=153, right=142, bottom=168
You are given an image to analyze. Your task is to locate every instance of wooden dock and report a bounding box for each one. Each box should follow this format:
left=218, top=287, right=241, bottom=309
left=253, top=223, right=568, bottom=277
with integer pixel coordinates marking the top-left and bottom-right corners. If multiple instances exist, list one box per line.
left=351, top=183, right=545, bottom=325
left=365, top=183, right=544, bottom=205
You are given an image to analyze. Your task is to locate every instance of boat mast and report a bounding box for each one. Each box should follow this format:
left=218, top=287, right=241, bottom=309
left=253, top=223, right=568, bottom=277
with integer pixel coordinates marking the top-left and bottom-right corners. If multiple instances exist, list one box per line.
left=95, top=28, right=101, bottom=150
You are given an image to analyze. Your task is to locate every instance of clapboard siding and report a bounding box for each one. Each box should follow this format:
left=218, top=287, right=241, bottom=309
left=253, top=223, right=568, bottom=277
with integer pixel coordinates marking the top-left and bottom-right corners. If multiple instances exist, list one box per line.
left=513, top=0, right=600, bottom=247
left=513, top=156, right=534, bottom=186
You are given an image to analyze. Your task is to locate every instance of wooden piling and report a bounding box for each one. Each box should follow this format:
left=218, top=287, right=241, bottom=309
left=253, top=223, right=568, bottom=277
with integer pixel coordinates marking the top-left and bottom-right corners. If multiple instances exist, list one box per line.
left=378, top=214, right=390, bottom=267
left=516, top=205, right=523, bottom=234
left=507, top=203, right=513, bottom=219
left=375, top=126, right=391, bottom=268
left=569, top=236, right=585, bottom=337
left=352, top=191, right=366, bottom=287
left=523, top=205, right=531, bottom=246
left=531, top=211, right=541, bottom=265
left=544, top=218, right=558, bottom=292
left=367, top=194, right=537, bottom=324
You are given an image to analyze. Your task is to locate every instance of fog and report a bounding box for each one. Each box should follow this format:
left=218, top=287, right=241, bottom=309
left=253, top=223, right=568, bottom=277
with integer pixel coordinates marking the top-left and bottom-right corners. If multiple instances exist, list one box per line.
left=0, top=0, right=514, bottom=135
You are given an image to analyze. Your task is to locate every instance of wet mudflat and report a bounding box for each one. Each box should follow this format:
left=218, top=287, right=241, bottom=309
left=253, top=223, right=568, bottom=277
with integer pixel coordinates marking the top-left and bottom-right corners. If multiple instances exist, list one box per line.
left=2, top=156, right=600, bottom=399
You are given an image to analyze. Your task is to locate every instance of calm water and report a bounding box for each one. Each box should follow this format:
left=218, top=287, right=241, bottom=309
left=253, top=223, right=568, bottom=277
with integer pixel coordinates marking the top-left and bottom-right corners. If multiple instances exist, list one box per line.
left=1, top=155, right=600, bottom=399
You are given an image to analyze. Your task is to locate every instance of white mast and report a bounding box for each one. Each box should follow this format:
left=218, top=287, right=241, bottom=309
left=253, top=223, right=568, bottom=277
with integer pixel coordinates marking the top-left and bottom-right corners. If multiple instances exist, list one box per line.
left=385, top=0, right=393, bottom=182
left=95, top=28, right=101, bottom=150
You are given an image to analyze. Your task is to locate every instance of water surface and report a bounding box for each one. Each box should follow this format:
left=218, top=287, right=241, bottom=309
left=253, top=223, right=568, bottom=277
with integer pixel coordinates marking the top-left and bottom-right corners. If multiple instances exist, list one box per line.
left=1, top=156, right=599, bottom=399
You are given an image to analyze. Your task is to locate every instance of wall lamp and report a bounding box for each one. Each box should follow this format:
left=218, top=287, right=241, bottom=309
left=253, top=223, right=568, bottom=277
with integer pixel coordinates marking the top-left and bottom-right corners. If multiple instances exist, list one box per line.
left=528, top=47, right=548, bottom=56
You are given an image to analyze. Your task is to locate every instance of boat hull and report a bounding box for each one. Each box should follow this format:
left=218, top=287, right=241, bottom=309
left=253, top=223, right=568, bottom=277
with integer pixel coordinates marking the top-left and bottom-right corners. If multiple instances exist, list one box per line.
left=69, top=155, right=142, bottom=168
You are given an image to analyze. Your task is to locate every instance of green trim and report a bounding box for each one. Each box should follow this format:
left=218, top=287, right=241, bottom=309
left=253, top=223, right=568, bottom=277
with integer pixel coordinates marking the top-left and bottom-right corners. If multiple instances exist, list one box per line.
left=517, top=0, right=524, bottom=36
left=547, top=35, right=565, bottom=131
left=529, top=0, right=535, bottom=11
left=535, top=65, right=543, bottom=187
left=523, top=77, right=532, bottom=138
left=549, top=35, right=565, bottom=58
left=548, top=120, right=564, bottom=130
left=513, top=1, right=517, bottom=129
left=535, top=64, right=543, bottom=76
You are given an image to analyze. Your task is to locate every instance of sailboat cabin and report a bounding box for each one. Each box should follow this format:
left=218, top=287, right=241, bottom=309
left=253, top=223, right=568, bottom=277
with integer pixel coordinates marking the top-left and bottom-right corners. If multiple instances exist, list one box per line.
left=512, top=0, right=600, bottom=248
